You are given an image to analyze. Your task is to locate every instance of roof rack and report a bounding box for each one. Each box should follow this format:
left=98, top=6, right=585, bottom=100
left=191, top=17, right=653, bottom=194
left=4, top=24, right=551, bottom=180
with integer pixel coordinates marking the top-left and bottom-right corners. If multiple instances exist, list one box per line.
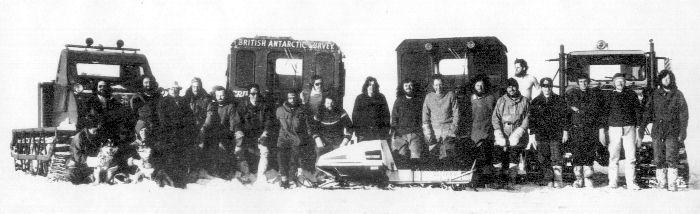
left=64, top=38, right=140, bottom=53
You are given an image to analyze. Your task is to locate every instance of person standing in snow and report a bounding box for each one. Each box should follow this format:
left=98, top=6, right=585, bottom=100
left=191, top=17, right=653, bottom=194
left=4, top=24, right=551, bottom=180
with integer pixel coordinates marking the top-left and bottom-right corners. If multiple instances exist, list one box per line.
left=491, top=78, right=530, bottom=189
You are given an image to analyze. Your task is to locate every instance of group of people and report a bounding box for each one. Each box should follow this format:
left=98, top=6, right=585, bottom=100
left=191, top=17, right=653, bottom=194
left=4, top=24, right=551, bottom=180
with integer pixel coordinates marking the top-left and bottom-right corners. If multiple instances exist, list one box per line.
left=66, top=58, right=688, bottom=191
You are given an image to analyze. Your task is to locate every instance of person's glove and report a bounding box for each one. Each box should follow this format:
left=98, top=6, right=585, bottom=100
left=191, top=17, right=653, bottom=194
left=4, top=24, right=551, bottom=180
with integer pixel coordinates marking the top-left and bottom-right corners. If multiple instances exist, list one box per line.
left=315, top=137, right=325, bottom=148
left=562, top=131, right=569, bottom=144
left=494, top=130, right=506, bottom=147
left=234, top=146, right=242, bottom=156
left=508, top=128, right=525, bottom=145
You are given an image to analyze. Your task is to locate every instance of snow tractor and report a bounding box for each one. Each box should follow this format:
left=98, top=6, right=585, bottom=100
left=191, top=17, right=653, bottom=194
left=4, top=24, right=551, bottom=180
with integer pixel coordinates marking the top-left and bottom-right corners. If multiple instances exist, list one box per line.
left=548, top=39, right=688, bottom=188
left=10, top=38, right=153, bottom=181
left=226, top=36, right=345, bottom=106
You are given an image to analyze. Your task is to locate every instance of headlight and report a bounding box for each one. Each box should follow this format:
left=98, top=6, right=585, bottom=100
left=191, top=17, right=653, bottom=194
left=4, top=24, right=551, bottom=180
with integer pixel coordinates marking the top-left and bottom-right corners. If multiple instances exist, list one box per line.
left=73, top=83, right=84, bottom=93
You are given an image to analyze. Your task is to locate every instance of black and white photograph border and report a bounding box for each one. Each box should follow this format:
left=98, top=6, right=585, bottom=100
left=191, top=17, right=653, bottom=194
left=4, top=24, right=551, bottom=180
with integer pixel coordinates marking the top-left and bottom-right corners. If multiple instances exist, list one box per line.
left=1, top=0, right=699, bottom=213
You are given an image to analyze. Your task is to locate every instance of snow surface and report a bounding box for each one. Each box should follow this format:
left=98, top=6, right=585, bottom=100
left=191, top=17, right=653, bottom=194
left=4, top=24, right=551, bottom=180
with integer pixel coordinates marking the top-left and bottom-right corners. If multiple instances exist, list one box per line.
left=1, top=151, right=699, bottom=214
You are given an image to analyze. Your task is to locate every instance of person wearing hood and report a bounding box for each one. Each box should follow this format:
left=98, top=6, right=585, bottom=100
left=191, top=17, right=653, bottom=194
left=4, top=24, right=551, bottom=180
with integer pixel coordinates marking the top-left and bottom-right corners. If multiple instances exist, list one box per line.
left=603, top=73, right=643, bottom=190
left=201, top=86, right=239, bottom=179
left=391, top=79, right=424, bottom=168
left=352, top=76, right=391, bottom=142
left=276, top=89, right=314, bottom=188
left=640, top=70, right=688, bottom=191
left=530, top=77, right=568, bottom=188
left=491, top=78, right=530, bottom=189
left=158, top=81, right=195, bottom=186
left=422, top=74, right=460, bottom=169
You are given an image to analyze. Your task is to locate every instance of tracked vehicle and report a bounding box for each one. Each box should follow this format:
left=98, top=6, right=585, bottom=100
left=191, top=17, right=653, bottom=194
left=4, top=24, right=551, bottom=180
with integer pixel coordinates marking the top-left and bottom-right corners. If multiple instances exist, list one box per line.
left=10, top=38, right=153, bottom=181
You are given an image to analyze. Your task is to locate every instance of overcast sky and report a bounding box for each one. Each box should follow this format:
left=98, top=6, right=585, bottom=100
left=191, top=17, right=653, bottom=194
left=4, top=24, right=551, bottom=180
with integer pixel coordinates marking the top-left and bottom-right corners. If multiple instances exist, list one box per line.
left=1, top=0, right=699, bottom=150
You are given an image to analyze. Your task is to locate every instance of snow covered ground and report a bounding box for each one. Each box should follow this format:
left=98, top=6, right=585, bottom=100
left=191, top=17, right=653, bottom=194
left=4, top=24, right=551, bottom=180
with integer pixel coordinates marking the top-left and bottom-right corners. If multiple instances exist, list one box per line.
left=1, top=151, right=699, bottom=214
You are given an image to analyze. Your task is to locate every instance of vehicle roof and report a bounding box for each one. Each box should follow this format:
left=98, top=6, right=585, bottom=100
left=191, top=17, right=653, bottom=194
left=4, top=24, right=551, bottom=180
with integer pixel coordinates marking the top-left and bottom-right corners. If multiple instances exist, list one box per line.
left=231, top=36, right=342, bottom=53
left=396, top=36, right=507, bottom=52
left=63, top=48, right=149, bottom=64
left=569, top=50, right=645, bottom=56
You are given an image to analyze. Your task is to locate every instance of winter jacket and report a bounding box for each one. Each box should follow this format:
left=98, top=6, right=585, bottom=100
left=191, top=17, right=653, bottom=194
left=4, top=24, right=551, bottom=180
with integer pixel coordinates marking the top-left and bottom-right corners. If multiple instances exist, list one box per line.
left=130, top=91, right=162, bottom=130
left=642, top=88, right=689, bottom=140
left=158, top=95, right=195, bottom=141
left=530, top=93, right=568, bottom=142
left=422, top=91, right=459, bottom=137
left=309, top=107, right=353, bottom=145
left=303, top=89, right=327, bottom=116
left=352, top=93, right=390, bottom=139
left=276, top=102, right=312, bottom=148
left=391, top=95, right=423, bottom=135
left=566, top=87, right=605, bottom=129
left=603, top=87, right=642, bottom=127
left=233, top=97, right=274, bottom=140
left=202, top=102, right=238, bottom=144
left=492, top=94, right=529, bottom=138
left=467, top=93, right=497, bottom=143
left=183, top=88, right=211, bottom=129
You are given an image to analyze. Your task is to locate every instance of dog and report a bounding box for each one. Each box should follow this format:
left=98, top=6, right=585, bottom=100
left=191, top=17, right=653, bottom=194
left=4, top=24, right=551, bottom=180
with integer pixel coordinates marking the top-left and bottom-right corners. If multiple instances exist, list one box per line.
left=129, top=144, right=174, bottom=187
left=91, top=141, right=119, bottom=185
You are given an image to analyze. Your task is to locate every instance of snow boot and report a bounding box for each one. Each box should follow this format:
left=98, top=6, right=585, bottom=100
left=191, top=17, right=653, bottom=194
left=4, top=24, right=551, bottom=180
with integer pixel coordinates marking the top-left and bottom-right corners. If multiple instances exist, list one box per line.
left=506, top=164, right=519, bottom=190
left=625, top=162, right=641, bottom=190
left=655, top=168, right=667, bottom=189
left=541, top=164, right=554, bottom=186
left=552, top=166, right=564, bottom=188
left=573, top=166, right=583, bottom=188
left=607, top=163, right=619, bottom=189
left=583, top=165, right=594, bottom=188
left=489, top=163, right=504, bottom=189
left=667, top=168, right=678, bottom=192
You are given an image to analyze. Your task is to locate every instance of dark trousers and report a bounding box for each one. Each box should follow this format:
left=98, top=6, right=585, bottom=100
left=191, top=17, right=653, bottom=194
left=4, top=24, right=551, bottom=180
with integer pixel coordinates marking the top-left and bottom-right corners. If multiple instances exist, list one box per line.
left=277, top=145, right=301, bottom=179
left=536, top=140, right=563, bottom=167
left=492, top=145, right=524, bottom=165
left=653, top=138, right=680, bottom=168
left=570, top=125, right=597, bottom=166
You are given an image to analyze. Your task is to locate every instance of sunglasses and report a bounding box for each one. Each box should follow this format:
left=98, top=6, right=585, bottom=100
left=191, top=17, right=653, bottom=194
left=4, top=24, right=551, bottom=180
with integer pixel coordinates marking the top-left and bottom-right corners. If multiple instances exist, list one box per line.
left=314, top=82, right=323, bottom=86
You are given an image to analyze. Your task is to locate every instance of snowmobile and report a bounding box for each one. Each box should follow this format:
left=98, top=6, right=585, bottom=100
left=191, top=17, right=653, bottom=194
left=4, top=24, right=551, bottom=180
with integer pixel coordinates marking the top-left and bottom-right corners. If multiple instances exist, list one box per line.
left=315, top=140, right=476, bottom=190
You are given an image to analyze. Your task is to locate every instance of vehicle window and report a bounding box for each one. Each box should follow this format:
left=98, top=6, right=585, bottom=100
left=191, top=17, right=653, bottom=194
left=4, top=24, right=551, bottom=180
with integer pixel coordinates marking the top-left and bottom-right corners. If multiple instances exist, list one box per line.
left=76, top=63, right=120, bottom=77
left=275, top=58, right=303, bottom=89
left=588, top=64, right=644, bottom=81
left=439, top=58, right=469, bottom=90
left=439, top=59, right=468, bottom=76
left=236, top=50, right=256, bottom=87
left=315, top=53, right=335, bottom=87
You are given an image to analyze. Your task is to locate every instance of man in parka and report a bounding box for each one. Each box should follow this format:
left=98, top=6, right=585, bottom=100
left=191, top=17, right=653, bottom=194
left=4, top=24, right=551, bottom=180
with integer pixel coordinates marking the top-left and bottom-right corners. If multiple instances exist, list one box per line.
left=276, top=89, right=313, bottom=188
left=232, top=83, right=275, bottom=183
left=640, top=70, right=688, bottom=191
left=491, top=78, right=530, bottom=189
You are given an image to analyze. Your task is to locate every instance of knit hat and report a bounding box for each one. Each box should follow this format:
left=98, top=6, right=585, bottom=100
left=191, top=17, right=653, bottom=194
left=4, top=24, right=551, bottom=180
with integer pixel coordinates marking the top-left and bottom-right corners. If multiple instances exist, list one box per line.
left=540, top=77, right=554, bottom=88
left=612, top=73, right=627, bottom=81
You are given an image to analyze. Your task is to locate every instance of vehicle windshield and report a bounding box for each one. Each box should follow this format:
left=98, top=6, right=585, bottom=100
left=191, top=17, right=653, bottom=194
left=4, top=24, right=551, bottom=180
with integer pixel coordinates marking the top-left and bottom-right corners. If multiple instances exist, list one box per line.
left=76, top=63, right=144, bottom=78
left=568, top=55, right=646, bottom=82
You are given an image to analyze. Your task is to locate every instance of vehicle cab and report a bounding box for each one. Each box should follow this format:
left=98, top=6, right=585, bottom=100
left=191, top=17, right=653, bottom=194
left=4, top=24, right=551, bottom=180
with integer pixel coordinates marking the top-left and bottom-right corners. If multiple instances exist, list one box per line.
left=40, top=38, right=153, bottom=130
left=226, top=36, right=345, bottom=105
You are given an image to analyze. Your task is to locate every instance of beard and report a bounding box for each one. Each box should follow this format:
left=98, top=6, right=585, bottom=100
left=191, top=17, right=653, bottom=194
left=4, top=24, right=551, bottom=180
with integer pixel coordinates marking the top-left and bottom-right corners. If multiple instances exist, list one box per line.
left=661, top=84, right=673, bottom=90
left=404, top=91, right=415, bottom=98
left=97, top=90, right=111, bottom=98
left=475, top=90, right=486, bottom=97
left=507, top=91, right=520, bottom=99
left=515, top=71, right=527, bottom=78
